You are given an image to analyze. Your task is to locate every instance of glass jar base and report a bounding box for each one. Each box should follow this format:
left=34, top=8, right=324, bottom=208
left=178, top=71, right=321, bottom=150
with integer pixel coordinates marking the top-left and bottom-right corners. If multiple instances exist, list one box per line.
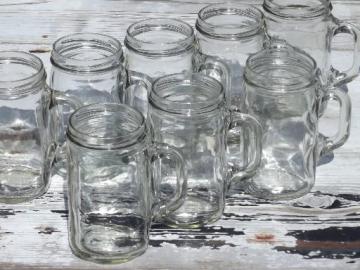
left=0, top=192, right=46, bottom=204
left=244, top=169, right=313, bottom=201
left=0, top=177, right=48, bottom=204
left=163, top=215, right=222, bottom=229
left=69, top=225, right=148, bottom=264
left=161, top=195, right=224, bottom=228
left=70, top=243, right=147, bottom=264
left=245, top=185, right=311, bottom=201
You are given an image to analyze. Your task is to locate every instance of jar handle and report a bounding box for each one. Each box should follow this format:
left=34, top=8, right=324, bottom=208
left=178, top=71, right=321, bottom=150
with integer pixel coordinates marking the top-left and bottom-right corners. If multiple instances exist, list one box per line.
left=318, top=87, right=351, bottom=157
left=227, top=111, right=263, bottom=183
left=198, top=57, right=231, bottom=107
left=47, top=85, right=83, bottom=111
left=330, top=16, right=360, bottom=86
left=150, top=142, right=187, bottom=219
left=45, top=86, right=82, bottom=171
left=122, top=70, right=152, bottom=117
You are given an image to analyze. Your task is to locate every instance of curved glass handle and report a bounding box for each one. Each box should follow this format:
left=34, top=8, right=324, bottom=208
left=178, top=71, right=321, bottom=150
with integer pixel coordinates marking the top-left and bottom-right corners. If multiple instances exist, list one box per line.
left=53, top=143, right=68, bottom=171
left=262, top=25, right=272, bottom=46
left=122, top=70, right=152, bottom=117
left=45, top=86, right=82, bottom=174
left=330, top=17, right=360, bottom=86
left=318, top=87, right=351, bottom=157
left=227, top=111, right=262, bottom=182
left=46, top=86, right=82, bottom=111
left=150, top=142, right=187, bottom=219
left=263, top=36, right=292, bottom=50
left=198, top=57, right=231, bottom=107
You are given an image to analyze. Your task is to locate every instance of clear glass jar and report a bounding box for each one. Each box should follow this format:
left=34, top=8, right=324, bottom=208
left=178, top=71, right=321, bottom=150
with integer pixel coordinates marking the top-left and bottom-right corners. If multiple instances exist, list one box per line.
left=66, top=103, right=186, bottom=263
left=263, top=0, right=360, bottom=87
left=0, top=51, right=74, bottom=203
left=50, top=33, right=124, bottom=146
left=243, top=42, right=351, bottom=200
left=196, top=3, right=266, bottom=110
left=148, top=72, right=262, bottom=228
left=124, top=18, right=231, bottom=116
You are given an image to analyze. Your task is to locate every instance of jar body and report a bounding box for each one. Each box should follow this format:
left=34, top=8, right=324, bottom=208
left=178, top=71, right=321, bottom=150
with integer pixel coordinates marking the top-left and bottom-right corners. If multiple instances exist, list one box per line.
left=0, top=52, right=54, bottom=203
left=197, top=35, right=265, bottom=108
left=67, top=138, right=152, bottom=263
left=50, top=66, right=123, bottom=145
left=125, top=49, right=196, bottom=80
left=149, top=110, right=227, bottom=227
left=0, top=90, right=52, bottom=203
left=244, top=76, right=319, bottom=200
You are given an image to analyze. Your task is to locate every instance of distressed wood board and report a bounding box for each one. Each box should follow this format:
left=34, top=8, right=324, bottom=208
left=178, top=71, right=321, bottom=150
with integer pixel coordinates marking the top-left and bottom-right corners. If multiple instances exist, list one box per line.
left=0, top=0, right=360, bottom=269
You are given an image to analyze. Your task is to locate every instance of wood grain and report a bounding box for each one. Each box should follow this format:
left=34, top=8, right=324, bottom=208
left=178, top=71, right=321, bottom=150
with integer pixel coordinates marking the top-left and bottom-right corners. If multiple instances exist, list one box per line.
left=0, top=1, right=360, bottom=269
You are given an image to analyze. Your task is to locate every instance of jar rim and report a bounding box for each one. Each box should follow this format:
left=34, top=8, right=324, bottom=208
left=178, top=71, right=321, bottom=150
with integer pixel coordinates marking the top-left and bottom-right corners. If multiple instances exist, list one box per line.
left=263, top=0, right=332, bottom=20
left=51, top=33, right=123, bottom=73
left=68, top=103, right=147, bottom=150
left=124, top=18, right=195, bottom=56
left=244, top=41, right=319, bottom=94
left=196, top=3, right=264, bottom=40
left=149, top=72, right=225, bottom=115
left=0, top=51, right=46, bottom=99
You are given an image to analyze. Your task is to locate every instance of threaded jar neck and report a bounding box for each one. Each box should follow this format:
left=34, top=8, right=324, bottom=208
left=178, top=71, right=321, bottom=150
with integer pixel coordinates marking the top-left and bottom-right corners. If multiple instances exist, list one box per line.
left=125, top=18, right=195, bottom=56
left=149, top=72, right=225, bottom=115
left=196, top=3, right=264, bottom=40
left=51, top=33, right=123, bottom=73
left=244, top=41, right=319, bottom=94
left=68, top=103, right=147, bottom=150
left=263, top=0, right=332, bottom=20
left=0, top=51, right=46, bottom=99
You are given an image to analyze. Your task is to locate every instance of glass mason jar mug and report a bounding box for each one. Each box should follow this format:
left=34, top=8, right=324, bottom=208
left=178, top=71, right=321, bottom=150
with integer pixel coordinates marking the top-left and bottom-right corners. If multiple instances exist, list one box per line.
left=66, top=103, right=186, bottom=263
left=148, top=73, right=262, bottom=228
left=243, top=43, right=351, bottom=200
left=196, top=3, right=266, bottom=110
left=50, top=33, right=125, bottom=146
left=0, top=51, right=76, bottom=203
left=124, top=18, right=231, bottom=116
left=263, top=0, right=360, bottom=87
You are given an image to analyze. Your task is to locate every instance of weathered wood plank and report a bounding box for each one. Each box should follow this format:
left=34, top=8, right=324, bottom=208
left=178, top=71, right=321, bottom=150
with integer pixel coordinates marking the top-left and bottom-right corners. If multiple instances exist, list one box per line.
left=0, top=0, right=359, bottom=44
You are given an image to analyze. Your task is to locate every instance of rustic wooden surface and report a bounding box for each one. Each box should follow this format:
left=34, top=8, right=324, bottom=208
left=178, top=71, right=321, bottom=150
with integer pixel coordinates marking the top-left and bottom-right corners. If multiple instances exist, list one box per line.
left=0, top=0, right=360, bottom=269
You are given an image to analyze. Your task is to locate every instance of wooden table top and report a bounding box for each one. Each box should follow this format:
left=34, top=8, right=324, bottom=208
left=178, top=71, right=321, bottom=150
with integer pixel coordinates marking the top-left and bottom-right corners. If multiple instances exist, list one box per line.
left=0, top=0, right=359, bottom=269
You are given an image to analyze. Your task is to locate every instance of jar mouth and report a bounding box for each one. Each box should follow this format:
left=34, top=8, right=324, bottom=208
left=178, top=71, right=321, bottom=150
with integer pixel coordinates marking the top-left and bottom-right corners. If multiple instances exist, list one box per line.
left=68, top=103, right=147, bottom=150
left=196, top=3, right=264, bottom=40
left=149, top=72, right=224, bottom=115
left=0, top=51, right=46, bottom=99
left=263, top=0, right=331, bottom=19
left=124, top=18, right=195, bottom=56
left=51, top=33, right=123, bottom=73
left=244, top=41, right=319, bottom=93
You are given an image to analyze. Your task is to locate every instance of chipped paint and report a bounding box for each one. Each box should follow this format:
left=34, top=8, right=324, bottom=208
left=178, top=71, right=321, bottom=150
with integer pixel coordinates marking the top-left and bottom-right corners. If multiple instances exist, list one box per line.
left=0, top=209, right=15, bottom=218
left=35, top=225, right=60, bottom=235
left=29, top=48, right=51, bottom=53
left=275, top=227, right=360, bottom=259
